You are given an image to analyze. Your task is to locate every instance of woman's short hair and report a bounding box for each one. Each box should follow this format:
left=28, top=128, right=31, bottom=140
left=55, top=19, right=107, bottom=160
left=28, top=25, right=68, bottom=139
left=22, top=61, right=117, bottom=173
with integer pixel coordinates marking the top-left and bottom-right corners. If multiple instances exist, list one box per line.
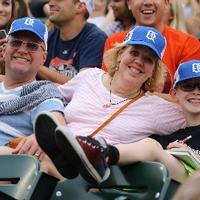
left=104, top=43, right=167, bottom=93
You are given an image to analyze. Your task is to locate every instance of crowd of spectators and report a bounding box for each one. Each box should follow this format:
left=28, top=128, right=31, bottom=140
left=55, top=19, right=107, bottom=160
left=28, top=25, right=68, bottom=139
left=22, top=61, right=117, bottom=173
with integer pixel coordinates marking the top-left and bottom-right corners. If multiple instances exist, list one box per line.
left=0, top=0, right=200, bottom=199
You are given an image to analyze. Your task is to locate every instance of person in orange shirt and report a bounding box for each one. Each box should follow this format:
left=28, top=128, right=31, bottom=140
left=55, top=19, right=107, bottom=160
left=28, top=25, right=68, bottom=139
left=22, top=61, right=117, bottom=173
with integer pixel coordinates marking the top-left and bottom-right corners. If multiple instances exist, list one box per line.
left=102, top=0, right=200, bottom=93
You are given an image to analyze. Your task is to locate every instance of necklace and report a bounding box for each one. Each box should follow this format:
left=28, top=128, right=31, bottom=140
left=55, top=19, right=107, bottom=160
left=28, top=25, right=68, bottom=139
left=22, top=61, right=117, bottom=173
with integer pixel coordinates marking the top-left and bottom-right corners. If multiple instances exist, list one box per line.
left=103, top=77, right=142, bottom=108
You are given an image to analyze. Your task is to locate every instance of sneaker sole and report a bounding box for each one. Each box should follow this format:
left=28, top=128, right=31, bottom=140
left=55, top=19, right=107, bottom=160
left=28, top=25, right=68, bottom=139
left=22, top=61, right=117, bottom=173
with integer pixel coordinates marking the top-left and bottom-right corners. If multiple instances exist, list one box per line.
left=55, top=125, right=110, bottom=184
left=35, top=111, right=78, bottom=179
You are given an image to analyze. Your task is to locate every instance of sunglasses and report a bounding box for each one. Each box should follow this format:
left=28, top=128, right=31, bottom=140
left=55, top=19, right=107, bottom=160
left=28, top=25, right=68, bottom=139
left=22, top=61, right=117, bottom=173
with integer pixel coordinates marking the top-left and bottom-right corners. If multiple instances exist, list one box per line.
left=8, top=38, right=45, bottom=52
left=177, top=80, right=200, bottom=92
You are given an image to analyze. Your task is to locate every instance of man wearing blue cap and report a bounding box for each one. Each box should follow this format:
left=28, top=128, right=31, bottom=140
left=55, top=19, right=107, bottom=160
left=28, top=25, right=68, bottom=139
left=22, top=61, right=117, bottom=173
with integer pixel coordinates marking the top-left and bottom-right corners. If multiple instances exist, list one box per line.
left=0, top=17, right=65, bottom=169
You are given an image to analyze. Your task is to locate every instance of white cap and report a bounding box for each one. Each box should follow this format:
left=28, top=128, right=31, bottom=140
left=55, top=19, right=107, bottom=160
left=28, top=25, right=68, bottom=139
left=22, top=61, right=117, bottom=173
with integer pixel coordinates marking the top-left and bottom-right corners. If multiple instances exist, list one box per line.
left=80, top=0, right=94, bottom=15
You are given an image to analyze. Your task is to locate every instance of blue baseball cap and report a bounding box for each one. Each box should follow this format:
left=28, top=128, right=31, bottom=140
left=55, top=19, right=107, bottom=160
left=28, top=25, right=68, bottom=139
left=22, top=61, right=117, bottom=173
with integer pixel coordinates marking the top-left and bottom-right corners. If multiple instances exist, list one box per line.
left=173, top=60, right=200, bottom=87
left=8, top=17, right=48, bottom=50
left=123, top=26, right=166, bottom=59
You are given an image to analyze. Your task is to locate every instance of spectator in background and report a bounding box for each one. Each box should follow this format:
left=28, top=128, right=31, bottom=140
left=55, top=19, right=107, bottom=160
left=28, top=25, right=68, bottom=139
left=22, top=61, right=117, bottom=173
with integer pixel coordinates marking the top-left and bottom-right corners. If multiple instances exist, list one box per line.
left=27, top=0, right=52, bottom=30
left=101, top=0, right=135, bottom=35
left=0, top=0, right=29, bottom=33
left=164, top=0, right=187, bottom=33
left=37, top=0, right=107, bottom=84
left=182, top=0, right=193, bottom=18
left=14, top=0, right=31, bottom=18
left=102, top=0, right=200, bottom=93
left=87, top=0, right=109, bottom=28
left=0, top=0, right=29, bottom=76
left=183, top=0, right=200, bottom=39
left=0, top=0, right=14, bottom=75
left=0, top=0, right=14, bottom=32
left=29, top=0, right=49, bottom=19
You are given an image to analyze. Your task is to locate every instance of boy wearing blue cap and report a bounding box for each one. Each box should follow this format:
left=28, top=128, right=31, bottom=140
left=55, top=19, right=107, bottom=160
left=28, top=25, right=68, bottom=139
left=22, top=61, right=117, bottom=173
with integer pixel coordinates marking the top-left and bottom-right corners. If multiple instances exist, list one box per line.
left=34, top=26, right=189, bottom=183
left=0, top=17, right=65, bottom=172
left=157, top=60, right=200, bottom=153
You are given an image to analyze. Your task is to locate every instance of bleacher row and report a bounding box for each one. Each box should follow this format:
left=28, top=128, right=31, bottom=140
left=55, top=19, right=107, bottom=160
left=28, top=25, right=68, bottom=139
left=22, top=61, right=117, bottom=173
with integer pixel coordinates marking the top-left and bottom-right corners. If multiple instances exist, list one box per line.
left=0, top=154, right=180, bottom=200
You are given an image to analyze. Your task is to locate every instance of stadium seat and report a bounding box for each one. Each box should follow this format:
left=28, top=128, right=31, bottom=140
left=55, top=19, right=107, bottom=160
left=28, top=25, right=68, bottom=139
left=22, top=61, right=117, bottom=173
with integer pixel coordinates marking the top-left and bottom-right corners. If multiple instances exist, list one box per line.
left=0, top=154, right=58, bottom=200
left=50, top=161, right=180, bottom=200
left=0, top=155, right=179, bottom=200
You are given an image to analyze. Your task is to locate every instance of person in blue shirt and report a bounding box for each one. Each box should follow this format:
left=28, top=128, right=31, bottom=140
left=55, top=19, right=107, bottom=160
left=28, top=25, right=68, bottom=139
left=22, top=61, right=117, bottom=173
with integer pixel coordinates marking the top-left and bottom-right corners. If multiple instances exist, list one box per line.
left=37, top=0, right=107, bottom=84
left=0, top=17, right=65, bottom=166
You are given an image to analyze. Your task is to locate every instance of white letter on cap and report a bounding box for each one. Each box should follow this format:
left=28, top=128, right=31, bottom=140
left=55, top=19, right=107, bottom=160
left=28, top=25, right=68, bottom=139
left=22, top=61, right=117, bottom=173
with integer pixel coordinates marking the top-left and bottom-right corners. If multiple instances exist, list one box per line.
left=24, top=18, right=34, bottom=27
left=192, top=63, right=200, bottom=73
left=146, top=31, right=157, bottom=43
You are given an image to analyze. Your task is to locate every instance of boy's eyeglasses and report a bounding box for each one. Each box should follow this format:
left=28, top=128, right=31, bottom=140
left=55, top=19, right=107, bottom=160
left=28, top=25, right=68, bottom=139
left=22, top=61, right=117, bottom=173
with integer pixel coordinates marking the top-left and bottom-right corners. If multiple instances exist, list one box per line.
left=8, top=38, right=45, bottom=52
left=177, top=80, right=200, bottom=92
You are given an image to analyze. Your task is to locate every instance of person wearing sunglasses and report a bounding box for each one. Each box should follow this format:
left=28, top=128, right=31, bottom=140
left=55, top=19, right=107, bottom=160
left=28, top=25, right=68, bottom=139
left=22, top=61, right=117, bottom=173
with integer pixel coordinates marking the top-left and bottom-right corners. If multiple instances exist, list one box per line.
left=154, top=60, right=200, bottom=150
left=7, top=37, right=46, bottom=52
left=0, top=17, right=66, bottom=178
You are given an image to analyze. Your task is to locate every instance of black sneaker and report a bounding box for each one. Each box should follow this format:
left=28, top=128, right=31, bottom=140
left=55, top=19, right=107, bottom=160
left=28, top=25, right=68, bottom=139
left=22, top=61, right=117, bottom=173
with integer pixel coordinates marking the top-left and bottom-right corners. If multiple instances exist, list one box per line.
left=55, top=125, right=110, bottom=184
left=34, top=111, right=79, bottom=179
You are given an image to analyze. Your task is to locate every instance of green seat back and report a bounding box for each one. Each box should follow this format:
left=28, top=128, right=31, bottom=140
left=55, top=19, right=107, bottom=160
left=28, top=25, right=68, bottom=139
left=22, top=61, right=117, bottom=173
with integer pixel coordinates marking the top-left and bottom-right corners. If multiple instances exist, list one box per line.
left=0, top=155, right=58, bottom=200
left=0, top=155, right=40, bottom=199
left=0, top=156, right=179, bottom=200
left=50, top=161, right=179, bottom=200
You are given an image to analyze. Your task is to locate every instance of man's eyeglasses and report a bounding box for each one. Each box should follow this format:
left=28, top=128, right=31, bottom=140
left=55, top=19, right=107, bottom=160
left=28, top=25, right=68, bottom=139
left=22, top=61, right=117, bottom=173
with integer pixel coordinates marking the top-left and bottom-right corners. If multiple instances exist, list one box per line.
left=8, top=38, right=45, bottom=52
left=177, top=79, right=200, bottom=92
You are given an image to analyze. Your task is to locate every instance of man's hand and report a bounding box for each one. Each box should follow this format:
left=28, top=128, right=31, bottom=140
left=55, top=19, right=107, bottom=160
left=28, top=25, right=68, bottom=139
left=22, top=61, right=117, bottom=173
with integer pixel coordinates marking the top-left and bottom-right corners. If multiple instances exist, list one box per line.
left=12, top=134, right=44, bottom=160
